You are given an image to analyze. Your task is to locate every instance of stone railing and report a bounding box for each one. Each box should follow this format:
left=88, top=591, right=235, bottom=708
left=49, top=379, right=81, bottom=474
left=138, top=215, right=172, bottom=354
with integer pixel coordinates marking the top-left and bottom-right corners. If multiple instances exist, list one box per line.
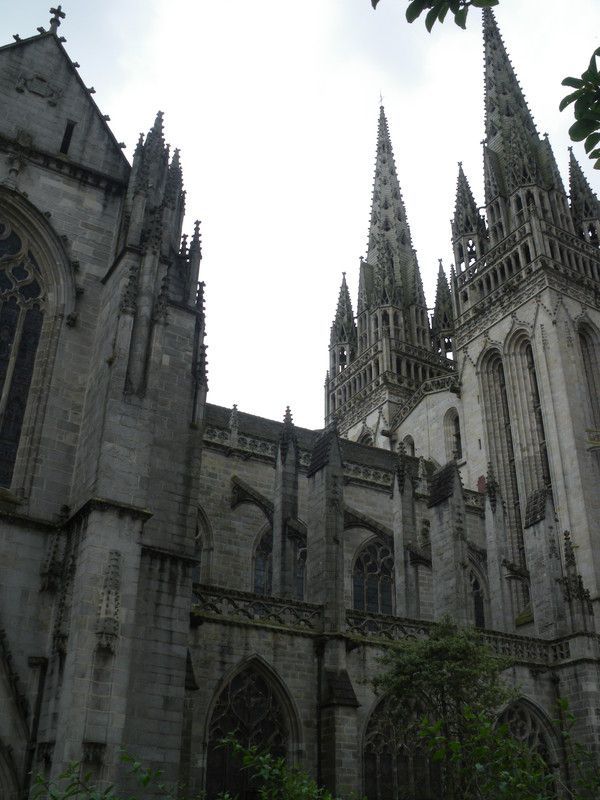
left=191, top=587, right=580, bottom=667
left=479, top=631, right=550, bottom=665
left=345, top=610, right=430, bottom=641
left=191, top=584, right=323, bottom=632
left=345, top=610, right=574, bottom=666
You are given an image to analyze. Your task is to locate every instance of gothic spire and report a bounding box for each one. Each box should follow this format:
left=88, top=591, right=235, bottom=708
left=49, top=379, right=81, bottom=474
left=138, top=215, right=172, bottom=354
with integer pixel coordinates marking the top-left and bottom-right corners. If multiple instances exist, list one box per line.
left=451, top=163, right=485, bottom=240
left=482, top=10, right=543, bottom=198
left=330, top=273, right=357, bottom=346
left=431, top=260, right=454, bottom=354
left=569, top=148, right=600, bottom=228
left=365, top=105, right=424, bottom=308
left=483, top=9, right=537, bottom=146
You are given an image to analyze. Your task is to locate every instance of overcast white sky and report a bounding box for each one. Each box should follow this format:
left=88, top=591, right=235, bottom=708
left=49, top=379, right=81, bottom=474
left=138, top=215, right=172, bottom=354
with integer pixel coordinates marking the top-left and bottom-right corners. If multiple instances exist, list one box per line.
left=5, top=1, right=600, bottom=429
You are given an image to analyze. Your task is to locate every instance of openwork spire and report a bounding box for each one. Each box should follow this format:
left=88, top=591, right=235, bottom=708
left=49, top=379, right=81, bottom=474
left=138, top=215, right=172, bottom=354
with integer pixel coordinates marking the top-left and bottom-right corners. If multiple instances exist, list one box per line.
left=482, top=10, right=546, bottom=198
left=367, top=106, right=413, bottom=260
left=483, top=9, right=537, bottom=146
left=365, top=106, right=424, bottom=308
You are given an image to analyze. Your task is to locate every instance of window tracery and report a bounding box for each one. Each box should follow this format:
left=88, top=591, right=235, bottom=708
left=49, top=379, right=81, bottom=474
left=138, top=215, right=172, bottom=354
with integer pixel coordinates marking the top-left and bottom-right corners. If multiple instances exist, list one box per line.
left=0, top=217, right=45, bottom=487
left=205, top=665, right=289, bottom=799
left=498, top=702, right=556, bottom=768
left=353, top=539, right=394, bottom=615
left=364, top=695, right=442, bottom=800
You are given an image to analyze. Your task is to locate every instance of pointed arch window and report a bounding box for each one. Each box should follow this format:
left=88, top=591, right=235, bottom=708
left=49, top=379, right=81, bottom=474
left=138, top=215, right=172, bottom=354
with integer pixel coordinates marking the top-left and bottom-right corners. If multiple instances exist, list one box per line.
left=0, top=218, right=45, bottom=488
left=253, top=529, right=273, bottom=596
left=444, top=408, right=462, bottom=461
left=578, top=324, right=600, bottom=429
left=206, top=665, right=289, bottom=799
left=364, top=695, right=442, bottom=800
left=481, top=350, right=526, bottom=576
left=469, top=570, right=486, bottom=629
left=498, top=701, right=558, bottom=771
left=353, top=539, right=394, bottom=615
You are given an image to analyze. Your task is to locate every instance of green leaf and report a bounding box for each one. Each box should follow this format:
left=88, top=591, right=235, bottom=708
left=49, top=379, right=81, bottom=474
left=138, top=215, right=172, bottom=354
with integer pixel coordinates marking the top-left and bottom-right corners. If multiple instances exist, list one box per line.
left=406, top=0, right=429, bottom=23
left=454, top=7, right=468, bottom=28
left=562, top=76, right=585, bottom=89
left=472, top=0, right=500, bottom=6
left=589, top=147, right=600, bottom=159
left=585, top=132, right=600, bottom=153
left=570, top=118, right=599, bottom=141
left=559, top=89, right=584, bottom=112
left=425, top=5, right=441, bottom=32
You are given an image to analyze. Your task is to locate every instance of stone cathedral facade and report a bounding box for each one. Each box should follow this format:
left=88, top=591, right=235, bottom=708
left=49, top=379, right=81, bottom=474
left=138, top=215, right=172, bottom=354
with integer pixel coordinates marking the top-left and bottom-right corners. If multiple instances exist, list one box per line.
left=0, top=7, right=599, bottom=800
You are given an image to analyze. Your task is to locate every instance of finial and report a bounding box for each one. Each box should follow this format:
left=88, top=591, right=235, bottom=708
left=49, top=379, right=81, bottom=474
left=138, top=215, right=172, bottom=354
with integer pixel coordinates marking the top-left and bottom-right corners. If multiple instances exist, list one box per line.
left=49, top=5, right=65, bottom=34
left=379, top=91, right=384, bottom=107
left=458, top=160, right=463, bottom=168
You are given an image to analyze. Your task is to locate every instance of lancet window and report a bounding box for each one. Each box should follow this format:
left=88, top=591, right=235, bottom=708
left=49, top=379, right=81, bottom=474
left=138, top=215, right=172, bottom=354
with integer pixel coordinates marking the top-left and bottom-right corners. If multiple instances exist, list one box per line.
left=578, top=325, right=600, bottom=429
left=524, top=343, right=551, bottom=488
left=205, top=665, right=289, bottom=799
left=364, top=695, right=442, bottom=800
left=444, top=408, right=462, bottom=461
left=253, top=528, right=306, bottom=601
left=469, top=570, right=486, bottom=629
left=254, top=529, right=273, bottom=596
left=0, top=218, right=45, bottom=488
left=353, top=539, right=394, bottom=615
left=481, top=351, right=524, bottom=566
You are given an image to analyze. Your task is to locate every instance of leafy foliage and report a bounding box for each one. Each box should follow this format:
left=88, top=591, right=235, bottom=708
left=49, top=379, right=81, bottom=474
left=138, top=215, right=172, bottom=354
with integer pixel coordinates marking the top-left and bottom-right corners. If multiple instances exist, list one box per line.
left=419, top=708, right=556, bottom=800
left=373, top=619, right=552, bottom=800
left=373, top=617, right=512, bottom=723
left=218, top=737, right=338, bottom=800
left=560, top=48, right=600, bottom=170
left=373, top=619, right=600, bottom=799
left=371, top=0, right=499, bottom=29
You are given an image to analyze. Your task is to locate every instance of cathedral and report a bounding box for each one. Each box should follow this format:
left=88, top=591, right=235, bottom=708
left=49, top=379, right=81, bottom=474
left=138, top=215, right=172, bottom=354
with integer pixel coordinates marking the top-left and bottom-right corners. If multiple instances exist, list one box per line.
left=0, top=5, right=599, bottom=800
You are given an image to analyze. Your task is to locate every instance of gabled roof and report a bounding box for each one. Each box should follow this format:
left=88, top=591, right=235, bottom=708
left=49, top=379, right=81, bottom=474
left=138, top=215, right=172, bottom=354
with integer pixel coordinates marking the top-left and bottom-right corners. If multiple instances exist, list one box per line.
left=0, top=28, right=129, bottom=179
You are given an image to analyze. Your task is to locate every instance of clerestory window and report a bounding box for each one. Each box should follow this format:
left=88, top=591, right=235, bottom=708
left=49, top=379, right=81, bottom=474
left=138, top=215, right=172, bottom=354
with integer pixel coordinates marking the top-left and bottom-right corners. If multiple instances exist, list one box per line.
left=353, top=539, right=394, bottom=615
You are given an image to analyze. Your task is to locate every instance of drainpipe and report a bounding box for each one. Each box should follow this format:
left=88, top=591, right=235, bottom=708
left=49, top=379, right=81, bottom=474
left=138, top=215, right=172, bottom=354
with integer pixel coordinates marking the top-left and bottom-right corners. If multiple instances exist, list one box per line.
left=22, top=656, right=48, bottom=799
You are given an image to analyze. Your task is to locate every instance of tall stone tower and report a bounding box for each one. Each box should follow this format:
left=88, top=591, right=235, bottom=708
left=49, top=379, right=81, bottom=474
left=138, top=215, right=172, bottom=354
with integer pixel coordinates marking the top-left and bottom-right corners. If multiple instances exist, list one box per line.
left=325, top=107, right=455, bottom=446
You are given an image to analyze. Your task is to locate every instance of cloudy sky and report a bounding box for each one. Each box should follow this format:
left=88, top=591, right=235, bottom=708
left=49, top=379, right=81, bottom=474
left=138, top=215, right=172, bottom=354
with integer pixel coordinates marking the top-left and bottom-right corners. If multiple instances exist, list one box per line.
left=5, top=1, right=600, bottom=429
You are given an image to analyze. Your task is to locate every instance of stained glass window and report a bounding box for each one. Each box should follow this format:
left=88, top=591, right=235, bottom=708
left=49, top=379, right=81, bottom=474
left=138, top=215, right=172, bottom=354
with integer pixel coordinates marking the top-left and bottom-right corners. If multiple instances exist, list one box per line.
left=0, top=218, right=45, bottom=487
left=206, top=666, right=289, bottom=799
left=364, top=695, right=442, bottom=800
left=353, top=540, right=394, bottom=615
